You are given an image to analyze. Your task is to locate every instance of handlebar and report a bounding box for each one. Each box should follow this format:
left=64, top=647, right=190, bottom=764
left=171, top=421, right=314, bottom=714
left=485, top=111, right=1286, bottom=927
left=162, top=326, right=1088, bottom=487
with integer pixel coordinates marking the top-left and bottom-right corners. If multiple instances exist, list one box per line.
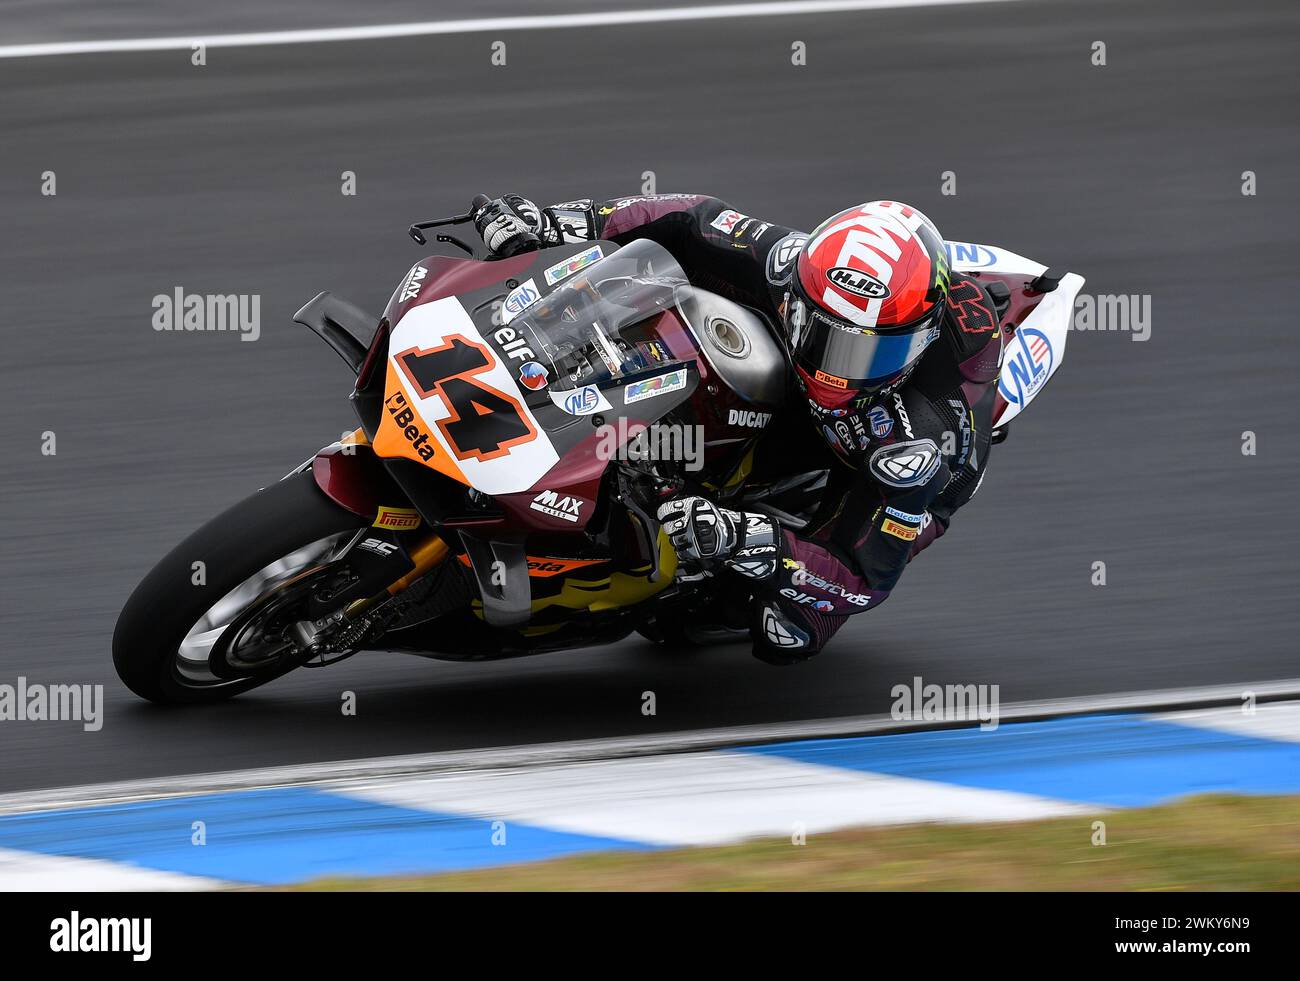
left=407, top=193, right=540, bottom=259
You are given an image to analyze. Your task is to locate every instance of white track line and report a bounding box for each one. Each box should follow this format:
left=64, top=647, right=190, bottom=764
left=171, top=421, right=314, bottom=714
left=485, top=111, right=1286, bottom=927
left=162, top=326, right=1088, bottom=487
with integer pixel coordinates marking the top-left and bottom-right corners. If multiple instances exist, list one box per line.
left=0, top=680, right=1295, bottom=817
left=0, top=847, right=228, bottom=891
left=0, top=0, right=1022, bottom=60
left=1159, top=702, right=1300, bottom=745
left=346, top=752, right=1089, bottom=846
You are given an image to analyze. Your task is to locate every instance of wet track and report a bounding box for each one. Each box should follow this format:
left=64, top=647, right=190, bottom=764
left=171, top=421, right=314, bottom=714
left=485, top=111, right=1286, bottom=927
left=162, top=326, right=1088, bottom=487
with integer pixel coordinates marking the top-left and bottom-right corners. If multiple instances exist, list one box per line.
left=1, top=0, right=1297, bottom=792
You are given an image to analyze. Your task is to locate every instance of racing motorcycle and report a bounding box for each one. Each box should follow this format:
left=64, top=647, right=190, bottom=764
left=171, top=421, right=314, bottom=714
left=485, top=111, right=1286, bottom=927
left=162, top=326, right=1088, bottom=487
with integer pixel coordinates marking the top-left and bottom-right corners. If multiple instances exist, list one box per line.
left=113, top=196, right=1082, bottom=703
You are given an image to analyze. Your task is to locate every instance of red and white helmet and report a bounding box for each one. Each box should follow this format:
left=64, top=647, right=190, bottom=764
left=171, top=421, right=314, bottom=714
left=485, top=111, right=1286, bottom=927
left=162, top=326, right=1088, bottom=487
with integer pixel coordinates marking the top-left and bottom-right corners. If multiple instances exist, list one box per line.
left=785, top=200, right=950, bottom=410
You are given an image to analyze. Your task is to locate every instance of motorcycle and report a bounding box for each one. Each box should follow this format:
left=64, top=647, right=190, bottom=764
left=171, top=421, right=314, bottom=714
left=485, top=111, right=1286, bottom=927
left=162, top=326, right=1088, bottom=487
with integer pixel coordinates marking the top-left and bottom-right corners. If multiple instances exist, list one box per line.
left=113, top=197, right=1083, bottom=703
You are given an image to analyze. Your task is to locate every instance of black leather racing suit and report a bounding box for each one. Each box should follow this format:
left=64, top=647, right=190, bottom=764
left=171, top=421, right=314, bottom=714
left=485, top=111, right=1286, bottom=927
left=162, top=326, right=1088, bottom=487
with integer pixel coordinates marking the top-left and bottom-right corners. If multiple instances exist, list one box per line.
left=534, top=193, right=1003, bottom=662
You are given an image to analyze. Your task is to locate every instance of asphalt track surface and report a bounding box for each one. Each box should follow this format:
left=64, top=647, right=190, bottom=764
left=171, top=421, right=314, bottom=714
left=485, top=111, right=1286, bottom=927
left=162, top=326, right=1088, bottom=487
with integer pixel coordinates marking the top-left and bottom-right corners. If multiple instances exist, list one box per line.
left=1, top=0, right=1297, bottom=793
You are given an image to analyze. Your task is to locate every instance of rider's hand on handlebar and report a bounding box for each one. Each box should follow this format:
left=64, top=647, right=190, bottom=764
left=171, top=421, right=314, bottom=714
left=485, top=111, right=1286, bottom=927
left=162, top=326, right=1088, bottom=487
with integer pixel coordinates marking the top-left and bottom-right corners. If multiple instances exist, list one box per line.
left=472, top=194, right=545, bottom=257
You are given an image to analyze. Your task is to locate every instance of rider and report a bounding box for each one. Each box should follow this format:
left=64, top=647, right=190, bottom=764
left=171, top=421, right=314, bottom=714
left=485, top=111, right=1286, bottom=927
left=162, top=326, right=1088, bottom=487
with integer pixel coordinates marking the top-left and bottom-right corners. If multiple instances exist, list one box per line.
left=473, top=193, right=1004, bottom=665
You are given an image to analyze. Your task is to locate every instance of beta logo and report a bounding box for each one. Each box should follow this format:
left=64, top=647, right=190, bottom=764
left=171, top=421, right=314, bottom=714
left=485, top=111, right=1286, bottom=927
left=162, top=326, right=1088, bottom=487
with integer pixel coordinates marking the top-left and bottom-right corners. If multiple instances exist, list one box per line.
left=382, top=391, right=435, bottom=462
left=518, top=360, right=549, bottom=391
left=827, top=265, right=890, bottom=300
left=814, top=369, right=848, bottom=389
left=529, top=490, right=583, bottom=523
left=998, top=327, right=1054, bottom=407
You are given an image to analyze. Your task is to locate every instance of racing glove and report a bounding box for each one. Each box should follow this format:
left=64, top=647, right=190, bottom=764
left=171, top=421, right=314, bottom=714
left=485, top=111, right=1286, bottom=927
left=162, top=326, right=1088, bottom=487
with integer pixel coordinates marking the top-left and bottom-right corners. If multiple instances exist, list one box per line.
left=473, top=194, right=546, bottom=256
left=656, top=497, right=780, bottom=581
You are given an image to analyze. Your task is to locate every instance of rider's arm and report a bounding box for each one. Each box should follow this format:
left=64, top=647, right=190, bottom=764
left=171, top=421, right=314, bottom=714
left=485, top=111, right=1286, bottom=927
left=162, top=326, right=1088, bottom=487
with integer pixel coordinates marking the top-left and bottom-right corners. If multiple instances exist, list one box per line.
left=582, top=194, right=798, bottom=311
left=483, top=193, right=799, bottom=312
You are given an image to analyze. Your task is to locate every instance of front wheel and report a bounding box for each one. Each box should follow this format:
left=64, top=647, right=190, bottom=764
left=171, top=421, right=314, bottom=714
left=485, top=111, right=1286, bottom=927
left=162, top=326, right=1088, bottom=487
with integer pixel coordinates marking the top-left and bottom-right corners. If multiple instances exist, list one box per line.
left=112, top=471, right=367, bottom=704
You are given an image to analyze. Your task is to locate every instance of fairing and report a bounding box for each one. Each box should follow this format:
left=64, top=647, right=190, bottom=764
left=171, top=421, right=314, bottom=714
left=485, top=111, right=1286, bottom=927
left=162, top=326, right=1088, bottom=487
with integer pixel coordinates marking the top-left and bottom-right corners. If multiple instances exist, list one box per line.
left=944, top=240, right=1084, bottom=426
left=369, top=240, right=704, bottom=530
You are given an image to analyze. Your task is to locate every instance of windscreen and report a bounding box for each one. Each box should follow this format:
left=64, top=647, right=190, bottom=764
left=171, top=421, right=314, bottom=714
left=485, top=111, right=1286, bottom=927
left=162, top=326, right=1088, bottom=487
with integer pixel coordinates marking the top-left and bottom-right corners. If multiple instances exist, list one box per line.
left=510, top=239, right=698, bottom=392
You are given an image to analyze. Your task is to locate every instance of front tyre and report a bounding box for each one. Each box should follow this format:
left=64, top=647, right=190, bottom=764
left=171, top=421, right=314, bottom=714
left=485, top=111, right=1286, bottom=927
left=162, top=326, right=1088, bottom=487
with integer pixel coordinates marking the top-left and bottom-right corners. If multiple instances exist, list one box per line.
left=113, top=471, right=367, bottom=704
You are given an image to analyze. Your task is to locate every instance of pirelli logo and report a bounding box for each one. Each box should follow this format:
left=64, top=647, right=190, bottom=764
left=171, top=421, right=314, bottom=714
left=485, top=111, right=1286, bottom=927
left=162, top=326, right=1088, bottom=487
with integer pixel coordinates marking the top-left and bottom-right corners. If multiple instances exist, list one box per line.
left=373, top=506, right=422, bottom=531
left=881, top=518, right=919, bottom=541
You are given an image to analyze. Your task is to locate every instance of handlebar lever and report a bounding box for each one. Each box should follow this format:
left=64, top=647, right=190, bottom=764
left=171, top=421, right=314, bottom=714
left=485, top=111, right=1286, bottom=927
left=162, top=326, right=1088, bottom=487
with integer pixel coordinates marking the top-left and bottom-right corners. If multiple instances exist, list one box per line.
left=406, top=194, right=494, bottom=245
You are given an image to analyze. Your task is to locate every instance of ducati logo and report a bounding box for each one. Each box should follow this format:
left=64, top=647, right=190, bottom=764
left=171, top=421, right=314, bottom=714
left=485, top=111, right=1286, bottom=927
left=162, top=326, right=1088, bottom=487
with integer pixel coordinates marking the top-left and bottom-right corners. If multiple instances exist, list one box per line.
left=827, top=266, right=890, bottom=299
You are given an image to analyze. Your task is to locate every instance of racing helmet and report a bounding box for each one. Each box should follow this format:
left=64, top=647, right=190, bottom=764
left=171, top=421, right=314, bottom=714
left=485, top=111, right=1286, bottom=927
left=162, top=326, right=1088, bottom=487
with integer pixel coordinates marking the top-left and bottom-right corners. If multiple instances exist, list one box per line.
left=785, top=200, right=950, bottom=411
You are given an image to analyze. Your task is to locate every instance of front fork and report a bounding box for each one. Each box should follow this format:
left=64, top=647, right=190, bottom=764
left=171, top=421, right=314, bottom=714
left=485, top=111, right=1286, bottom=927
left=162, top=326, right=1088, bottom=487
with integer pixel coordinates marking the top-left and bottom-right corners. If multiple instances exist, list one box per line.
left=292, top=429, right=452, bottom=656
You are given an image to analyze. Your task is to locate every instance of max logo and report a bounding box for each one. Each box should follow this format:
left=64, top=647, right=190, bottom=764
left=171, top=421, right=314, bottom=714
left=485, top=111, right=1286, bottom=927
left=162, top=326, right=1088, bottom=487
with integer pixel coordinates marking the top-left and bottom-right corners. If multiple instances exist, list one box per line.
left=529, top=490, right=583, bottom=523
left=827, top=266, right=890, bottom=299
left=384, top=391, right=436, bottom=461
left=399, top=265, right=428, bottom=302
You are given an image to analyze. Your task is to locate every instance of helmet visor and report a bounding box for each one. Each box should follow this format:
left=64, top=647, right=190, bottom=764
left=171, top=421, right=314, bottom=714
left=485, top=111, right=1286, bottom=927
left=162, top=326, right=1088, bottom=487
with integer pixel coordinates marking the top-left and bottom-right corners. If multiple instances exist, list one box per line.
left=787, top=291, right=942, bottom=391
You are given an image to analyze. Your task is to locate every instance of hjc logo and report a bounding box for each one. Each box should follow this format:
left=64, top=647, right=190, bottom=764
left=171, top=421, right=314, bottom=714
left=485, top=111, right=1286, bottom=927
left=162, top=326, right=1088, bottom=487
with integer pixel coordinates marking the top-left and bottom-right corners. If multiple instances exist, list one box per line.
left=812, top=204, right=928, bottom=323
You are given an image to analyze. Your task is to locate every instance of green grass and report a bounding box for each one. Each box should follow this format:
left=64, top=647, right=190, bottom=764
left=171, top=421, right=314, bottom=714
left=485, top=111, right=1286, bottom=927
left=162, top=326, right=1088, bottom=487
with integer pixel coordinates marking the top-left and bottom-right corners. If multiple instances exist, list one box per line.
left=282, top=793, right=1300, bottom=891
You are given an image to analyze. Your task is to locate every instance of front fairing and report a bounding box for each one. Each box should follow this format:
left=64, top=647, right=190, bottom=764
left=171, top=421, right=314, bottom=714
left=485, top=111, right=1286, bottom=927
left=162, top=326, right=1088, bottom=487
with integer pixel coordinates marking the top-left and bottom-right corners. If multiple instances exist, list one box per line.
left=369, top=240, right=704, bottom=526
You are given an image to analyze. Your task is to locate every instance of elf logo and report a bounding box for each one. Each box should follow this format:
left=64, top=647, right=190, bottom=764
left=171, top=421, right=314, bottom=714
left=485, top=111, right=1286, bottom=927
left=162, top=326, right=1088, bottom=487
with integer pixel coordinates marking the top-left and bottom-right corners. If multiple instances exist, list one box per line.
left=827, top=266, right=890, bottom=300
left=780, top=588, right=835, bottom=613
left=727, top=408, right=772, bottom=428
left=779, top=588, right=820, bottom=605
left=491, top=324, right=537, bottom=363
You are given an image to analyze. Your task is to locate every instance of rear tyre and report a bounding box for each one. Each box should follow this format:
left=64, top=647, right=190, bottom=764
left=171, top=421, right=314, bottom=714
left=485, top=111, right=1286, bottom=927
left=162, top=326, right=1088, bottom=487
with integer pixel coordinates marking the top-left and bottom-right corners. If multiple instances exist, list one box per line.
left=112, top=471, right=367, bottom=704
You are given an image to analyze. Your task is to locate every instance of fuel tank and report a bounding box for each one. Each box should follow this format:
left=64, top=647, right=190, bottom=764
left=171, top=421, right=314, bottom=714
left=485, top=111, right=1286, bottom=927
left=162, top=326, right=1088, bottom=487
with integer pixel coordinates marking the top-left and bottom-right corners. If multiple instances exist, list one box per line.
left=687, top=290, right=789, bottom=408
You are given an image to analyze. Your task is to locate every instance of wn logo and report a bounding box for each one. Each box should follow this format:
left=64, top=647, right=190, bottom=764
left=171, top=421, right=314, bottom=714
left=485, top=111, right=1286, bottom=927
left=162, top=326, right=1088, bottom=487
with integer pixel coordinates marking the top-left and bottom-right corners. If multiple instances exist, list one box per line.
left=998, top=327, right=1053, bottom=406
left=944, top=242, right=998, bottom=268
left=564, top=387, right=600, bottom=414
